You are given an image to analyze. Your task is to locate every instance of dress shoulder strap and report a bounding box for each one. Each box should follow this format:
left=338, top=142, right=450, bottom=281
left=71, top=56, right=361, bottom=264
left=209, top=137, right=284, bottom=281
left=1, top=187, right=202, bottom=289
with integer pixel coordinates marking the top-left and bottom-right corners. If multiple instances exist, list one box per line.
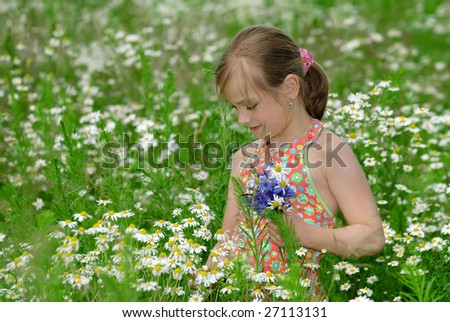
left=304, top=118, right=323, bottom=146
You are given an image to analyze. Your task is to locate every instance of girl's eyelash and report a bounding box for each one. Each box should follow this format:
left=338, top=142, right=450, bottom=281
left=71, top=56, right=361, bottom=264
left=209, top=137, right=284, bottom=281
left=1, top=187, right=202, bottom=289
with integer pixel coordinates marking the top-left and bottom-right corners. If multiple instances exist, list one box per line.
left=230, top=103, right=257, bottom=110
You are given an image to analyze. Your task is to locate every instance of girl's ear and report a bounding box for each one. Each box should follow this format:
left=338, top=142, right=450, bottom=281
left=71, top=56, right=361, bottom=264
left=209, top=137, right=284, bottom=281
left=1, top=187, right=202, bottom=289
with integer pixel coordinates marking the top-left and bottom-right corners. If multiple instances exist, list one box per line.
left=284, top=74, right=300, bottom=99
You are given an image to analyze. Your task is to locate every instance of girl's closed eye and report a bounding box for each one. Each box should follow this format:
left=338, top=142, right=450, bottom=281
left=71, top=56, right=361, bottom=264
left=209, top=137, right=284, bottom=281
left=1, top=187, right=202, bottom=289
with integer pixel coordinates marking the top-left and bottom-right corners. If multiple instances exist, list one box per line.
left=247, top=103, right=258, bottom=110
left=229, top=103, right=257, bottom=110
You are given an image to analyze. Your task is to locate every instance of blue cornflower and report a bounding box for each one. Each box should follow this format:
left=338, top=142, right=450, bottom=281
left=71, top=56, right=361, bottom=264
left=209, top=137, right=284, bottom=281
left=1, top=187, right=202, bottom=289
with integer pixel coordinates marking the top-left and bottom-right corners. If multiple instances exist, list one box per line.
left=244, top=165, right=296, bottom=216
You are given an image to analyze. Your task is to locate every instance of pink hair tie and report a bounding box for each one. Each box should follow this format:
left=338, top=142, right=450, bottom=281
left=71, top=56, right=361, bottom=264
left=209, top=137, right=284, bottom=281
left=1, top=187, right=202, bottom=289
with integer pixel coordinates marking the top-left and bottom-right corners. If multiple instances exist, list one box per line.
left=299, top=48, right=313, bottom=74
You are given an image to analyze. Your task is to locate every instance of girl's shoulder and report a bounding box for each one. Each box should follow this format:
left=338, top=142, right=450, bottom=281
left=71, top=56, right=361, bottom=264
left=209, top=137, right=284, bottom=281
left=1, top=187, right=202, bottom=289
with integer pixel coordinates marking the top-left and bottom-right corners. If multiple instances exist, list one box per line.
left=310, top=127, right=364, bottom=178
left=231, top=139, right=262, bottom=175
left=309, top=128, right=349, bottom=168
left=316, top=127, right=346, bottom=148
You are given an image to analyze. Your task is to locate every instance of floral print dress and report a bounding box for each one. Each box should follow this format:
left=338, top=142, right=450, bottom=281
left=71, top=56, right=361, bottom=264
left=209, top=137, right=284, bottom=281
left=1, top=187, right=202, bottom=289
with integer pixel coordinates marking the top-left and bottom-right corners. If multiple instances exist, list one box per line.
left=232, top=118, right=336, bottom=301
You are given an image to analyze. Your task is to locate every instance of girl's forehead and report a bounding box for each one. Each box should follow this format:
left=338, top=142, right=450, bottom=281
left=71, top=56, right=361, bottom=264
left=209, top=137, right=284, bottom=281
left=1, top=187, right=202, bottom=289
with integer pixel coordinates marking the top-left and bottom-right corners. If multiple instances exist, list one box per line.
left=222, top=71, right=261, bottom=103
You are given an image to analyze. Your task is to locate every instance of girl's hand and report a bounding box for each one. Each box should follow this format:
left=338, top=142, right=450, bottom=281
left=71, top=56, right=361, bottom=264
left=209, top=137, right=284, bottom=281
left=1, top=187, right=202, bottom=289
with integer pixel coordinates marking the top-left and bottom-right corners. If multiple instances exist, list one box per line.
left=267, top=214, right=306, bottom=248
left=267, top=221, right=285, bottom=247
left=189, top=267, right=205, bottom=292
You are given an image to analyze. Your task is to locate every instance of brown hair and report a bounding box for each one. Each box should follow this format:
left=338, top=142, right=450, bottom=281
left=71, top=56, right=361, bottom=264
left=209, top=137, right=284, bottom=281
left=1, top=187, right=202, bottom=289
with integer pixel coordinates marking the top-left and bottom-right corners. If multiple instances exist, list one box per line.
left=215, top=25, right=329, bottom=120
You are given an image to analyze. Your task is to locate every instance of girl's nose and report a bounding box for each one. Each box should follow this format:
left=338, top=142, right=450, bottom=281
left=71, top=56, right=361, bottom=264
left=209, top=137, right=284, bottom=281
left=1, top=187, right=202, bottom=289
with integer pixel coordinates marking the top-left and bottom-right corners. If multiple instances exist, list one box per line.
left=237, top=110, right=251, bottom=125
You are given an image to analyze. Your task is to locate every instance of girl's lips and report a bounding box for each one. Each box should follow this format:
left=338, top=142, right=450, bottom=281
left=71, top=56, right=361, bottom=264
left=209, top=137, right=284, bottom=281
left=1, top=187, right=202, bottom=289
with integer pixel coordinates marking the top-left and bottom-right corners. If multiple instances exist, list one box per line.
left=249, top=125, right=260, bottom=132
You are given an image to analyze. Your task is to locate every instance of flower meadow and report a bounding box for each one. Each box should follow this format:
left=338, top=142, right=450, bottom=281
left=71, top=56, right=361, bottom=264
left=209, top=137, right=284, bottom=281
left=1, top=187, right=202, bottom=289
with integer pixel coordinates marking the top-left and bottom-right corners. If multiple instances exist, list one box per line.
left=0, top=0, right=449, bottom=302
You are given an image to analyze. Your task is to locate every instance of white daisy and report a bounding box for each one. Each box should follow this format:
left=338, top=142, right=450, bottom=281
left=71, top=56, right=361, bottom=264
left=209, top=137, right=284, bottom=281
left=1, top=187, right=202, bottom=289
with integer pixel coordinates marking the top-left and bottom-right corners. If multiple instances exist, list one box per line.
left=120, top=210, right=134, bottom=218
left=296, top=247, right=308, bottom=257
left=357, top=287, right=373, bottom=297
left=164, top=286, right=185, bottom=297
left=350, top=295, right=373, bottom=302
left=172, top=208, right=183, bottom=217
left=188, top=203, right=210, bottom=215
left=214, top=229, right=229, bottom=242
left=363, top=157, right=377, bottom=167
left=58, top=219, right=78, bottom=229
left=441, top=223, right=450, bottom=235
left=257, top=271, right=277, bottom=283
left=406, top=255, right=421, bottom=265
left=48, top=230, right=65, bottom=239
left=267, top=163, right=289, bottom=181
left=102, top=210, right=121, bottom=221
left=181, top=217, right=199, bottom=228
left=32, top=198, right=45, bottom=210
left=299, top=278, right=311, bottom=288
left=97, top=199, right=112, bottom=206
left=407, top=223, right=425, bottom=238
left=66, top=273, right=91, bottom=289
left=133, top=229, right=151, bottom=242
left=153, top=219, right=166, bottom=228
left=220, top=285, right=239, bottom=294
left=367, top=275, right=379, bottom=284
left=188, top=292, right=204, bottom=302
left=136, top=281, right=160, bottom=291
left=267, top=195, right=284, bottom=210
left=125, top=224, right=139, bottom=234
left=251, top=288, right=265, bottom=301
left=345, top=264, right=360, bottom=275
left=340, top=282, right=351, bottom=291
left=172, top=267, right=183, bottom=280
left=73, top=211, right=92, bottom=222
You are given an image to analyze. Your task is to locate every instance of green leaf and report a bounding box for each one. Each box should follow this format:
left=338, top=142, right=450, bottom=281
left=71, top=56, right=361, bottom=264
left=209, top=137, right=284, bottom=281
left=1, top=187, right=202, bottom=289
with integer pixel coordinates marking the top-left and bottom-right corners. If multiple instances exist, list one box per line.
left=36, top=210, right=57, bottom=232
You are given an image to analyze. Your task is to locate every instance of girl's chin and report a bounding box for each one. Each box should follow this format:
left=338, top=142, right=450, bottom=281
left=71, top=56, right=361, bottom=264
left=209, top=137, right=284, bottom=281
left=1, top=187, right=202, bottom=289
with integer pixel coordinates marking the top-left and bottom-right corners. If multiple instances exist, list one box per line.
left=255, top=132, right=272, bottom=142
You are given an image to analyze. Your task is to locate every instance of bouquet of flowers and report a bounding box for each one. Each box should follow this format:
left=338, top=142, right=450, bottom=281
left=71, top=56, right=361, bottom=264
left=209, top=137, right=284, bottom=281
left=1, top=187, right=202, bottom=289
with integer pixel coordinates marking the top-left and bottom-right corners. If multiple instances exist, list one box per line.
left=233, top=164, right=311, bottom=301
left=242, top=164, right=301, bottom=262
left=245, top=165, right=296, bottom=216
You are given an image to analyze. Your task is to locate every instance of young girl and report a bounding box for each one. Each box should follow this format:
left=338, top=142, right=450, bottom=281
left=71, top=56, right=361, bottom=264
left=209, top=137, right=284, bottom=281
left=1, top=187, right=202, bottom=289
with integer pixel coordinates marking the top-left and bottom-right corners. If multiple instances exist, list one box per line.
left=207, top=25, right=384, bottom=300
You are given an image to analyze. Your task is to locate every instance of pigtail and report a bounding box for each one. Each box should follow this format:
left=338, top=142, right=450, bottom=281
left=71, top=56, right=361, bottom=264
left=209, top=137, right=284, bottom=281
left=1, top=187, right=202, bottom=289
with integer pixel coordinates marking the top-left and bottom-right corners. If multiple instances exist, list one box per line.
left=302, top=62, right=329, bottom=120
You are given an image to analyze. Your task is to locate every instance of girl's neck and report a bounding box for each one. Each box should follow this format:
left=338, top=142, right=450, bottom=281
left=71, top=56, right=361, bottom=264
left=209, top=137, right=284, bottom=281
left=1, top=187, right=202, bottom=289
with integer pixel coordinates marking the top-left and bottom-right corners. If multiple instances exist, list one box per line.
left=267, top=105, right=312, bottom=147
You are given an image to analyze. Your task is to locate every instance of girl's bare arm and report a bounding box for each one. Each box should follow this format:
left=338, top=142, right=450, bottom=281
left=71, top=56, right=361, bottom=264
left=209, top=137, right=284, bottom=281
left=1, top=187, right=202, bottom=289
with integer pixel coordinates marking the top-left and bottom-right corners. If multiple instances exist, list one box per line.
left=269, top=133, right=384, bottom=258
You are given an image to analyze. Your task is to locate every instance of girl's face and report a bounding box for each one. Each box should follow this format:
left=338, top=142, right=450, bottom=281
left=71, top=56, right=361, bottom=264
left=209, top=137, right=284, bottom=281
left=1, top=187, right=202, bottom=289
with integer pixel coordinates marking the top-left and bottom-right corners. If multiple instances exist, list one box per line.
left=223, top=74, right=294, bottom=144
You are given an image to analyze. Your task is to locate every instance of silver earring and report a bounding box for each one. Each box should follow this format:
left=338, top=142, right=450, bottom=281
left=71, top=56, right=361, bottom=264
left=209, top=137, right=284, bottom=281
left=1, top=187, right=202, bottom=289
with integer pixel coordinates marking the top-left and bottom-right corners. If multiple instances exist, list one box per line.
left=288, top=100, right=293, bottom=112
